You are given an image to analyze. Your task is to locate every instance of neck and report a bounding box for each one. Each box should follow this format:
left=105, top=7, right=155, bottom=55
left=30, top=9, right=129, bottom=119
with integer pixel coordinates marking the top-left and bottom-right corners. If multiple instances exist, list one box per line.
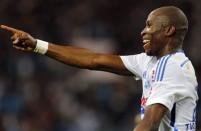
left=156, top=43, right=182, bottom=59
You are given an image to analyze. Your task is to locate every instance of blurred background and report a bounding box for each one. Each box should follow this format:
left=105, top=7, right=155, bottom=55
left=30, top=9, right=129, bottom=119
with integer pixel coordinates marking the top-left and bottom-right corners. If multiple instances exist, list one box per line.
left=0, top=0, right=200, bottom=130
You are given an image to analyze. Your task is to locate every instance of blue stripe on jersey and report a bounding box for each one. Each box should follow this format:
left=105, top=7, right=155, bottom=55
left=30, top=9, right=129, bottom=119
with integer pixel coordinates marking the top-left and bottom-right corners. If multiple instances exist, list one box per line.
left=195, top=85, right=198, bottom=92
left=180, top=59, right=189, bottom=67
left=141, top=106, right=145, bottom=114
left=154, top=58, right=162, bottom=82
left=192, top=104, right=197, bottom=122
left=170, top=103, right=176, bottom=127
left=155, top=55, right=171, bottom=81
left=155, top=56, right=167, bottom=81
left=170, top=103, right=179, bottom=131
left=159, top=55, right=171, bottom=81
left=174, top=127, right=178, bottom=131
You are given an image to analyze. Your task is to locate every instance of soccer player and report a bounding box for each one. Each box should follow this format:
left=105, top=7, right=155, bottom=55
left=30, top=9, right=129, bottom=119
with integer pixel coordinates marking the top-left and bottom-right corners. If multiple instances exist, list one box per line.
left=1, top=6, right=198, bottom=131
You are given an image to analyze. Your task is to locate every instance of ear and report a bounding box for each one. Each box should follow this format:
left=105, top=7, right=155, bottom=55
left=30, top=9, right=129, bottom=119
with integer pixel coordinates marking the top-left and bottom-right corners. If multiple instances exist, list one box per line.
left=164, top=26, right=176, bottom=36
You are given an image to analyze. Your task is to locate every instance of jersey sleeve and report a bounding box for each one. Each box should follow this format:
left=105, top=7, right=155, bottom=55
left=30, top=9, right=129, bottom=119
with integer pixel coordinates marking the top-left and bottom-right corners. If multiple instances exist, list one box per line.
left=120, top=53, right=148, bottom=79
left=146, top=59, right=197, bottom=111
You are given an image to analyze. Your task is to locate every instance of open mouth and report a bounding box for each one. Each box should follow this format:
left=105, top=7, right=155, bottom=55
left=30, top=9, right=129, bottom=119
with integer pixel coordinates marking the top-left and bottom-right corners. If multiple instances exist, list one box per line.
left=143, top=39, right=151, bottom=49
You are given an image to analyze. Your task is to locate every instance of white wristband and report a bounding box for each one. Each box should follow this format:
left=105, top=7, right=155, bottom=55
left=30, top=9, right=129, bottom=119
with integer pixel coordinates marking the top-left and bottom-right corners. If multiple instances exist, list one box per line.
left=34, top=39, right=49, bottom=55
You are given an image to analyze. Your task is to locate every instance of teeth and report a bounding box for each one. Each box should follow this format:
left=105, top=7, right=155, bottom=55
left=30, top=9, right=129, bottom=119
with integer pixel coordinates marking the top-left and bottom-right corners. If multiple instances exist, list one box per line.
left=143, top=40, right=150, bottom=43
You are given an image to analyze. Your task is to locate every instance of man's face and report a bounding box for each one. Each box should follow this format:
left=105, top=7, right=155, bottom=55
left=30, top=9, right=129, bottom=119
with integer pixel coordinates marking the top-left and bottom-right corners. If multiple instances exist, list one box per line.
left=141, top=11, right=168, bottom=56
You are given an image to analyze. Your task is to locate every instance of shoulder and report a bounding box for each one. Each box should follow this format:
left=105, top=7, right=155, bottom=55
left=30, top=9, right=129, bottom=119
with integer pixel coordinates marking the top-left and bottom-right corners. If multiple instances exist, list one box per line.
left=159, top=52, right=190, bottom=70
left=164, top=52, right=196, bottom=75
left=154, top=53, right=185, bottom=82
left=158, top=52, right=197, bottom=82
left=120, top=53, right=154, bottom=78
left=120, top=52, right=155, bottom=71
left=120, top=53, right=153, bottom=63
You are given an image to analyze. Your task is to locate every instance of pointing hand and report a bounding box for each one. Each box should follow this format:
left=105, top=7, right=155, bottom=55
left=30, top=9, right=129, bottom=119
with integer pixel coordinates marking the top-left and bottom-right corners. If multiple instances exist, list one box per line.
left=0, top=25, right=37, bottom=52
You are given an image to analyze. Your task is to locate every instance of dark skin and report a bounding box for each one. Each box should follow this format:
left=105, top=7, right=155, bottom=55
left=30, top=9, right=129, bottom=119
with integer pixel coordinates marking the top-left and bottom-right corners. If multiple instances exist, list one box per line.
left=0, top=6, right=188, bottom=131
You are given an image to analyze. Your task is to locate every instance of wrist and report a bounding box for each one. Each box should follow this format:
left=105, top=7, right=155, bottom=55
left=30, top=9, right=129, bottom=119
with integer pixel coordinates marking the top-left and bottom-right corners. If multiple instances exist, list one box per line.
left=33, top=39, right=49, bottom=55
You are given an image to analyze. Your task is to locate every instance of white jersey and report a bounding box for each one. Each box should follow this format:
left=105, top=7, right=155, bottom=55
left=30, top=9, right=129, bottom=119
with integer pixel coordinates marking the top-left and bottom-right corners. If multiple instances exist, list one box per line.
left=120, top=51, right=198, bottom=131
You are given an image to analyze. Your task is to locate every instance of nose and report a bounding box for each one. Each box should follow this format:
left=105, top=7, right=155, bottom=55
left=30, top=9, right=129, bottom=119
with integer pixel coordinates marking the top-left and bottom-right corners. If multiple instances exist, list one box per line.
left=141, top=27, right=146, bottom=36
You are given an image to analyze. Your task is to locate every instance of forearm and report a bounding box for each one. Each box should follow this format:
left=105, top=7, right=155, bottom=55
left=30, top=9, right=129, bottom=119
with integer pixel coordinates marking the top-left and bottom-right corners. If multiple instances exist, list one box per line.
left=45, top=43, right=131, bottom=75
left=134, top=120, right=159, bottom=131
left=133, top=104, right=167, bottom=131
left=46, top=43, right=98, bottom=69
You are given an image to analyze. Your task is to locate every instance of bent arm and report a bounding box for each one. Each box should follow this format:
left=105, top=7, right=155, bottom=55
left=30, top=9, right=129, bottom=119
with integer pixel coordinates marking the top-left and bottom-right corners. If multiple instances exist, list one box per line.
left=134, top=104, right=168, bottom=131
left=46, top=43, right=132, bottom=75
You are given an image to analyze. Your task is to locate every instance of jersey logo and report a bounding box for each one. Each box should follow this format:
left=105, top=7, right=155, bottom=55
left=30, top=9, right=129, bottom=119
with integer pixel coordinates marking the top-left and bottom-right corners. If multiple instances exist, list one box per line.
left=140, top=96, right=148, bottom=119
left=185, top=122, right=196, bottom=130
left=143, top=71, right=151, bottom=89
left=151, top=70, right=155, bottom=82
left=141, top=96, right=148, bottom=106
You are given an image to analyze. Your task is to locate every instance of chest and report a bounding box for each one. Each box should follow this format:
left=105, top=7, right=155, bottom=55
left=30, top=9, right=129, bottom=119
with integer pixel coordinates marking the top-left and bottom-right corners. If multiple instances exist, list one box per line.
left=142, top=60, right=158, bottom=96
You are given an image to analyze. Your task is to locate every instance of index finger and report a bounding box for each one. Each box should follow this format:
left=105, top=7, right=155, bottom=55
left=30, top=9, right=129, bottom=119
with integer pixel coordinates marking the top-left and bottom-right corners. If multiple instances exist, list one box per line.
left=0, top=25, right=21, bottom=34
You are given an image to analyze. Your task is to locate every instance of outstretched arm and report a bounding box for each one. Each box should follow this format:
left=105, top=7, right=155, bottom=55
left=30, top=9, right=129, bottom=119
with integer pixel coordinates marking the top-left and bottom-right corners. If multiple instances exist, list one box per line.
left=0, top=25, right=133, bottom=76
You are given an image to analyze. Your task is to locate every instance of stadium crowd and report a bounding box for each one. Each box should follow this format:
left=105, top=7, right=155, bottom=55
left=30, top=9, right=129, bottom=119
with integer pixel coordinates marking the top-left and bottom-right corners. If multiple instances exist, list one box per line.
left=0, top=0, right=200, bottom=130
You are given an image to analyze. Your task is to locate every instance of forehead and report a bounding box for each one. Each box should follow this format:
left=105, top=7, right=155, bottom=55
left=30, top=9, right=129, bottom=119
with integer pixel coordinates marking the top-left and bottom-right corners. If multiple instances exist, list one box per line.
left=146, top=10, right=169, bottom=24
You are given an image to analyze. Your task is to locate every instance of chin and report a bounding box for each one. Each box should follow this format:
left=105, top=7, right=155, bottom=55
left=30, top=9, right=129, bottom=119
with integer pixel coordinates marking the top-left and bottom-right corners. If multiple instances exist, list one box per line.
left=146, top=53, right=153, bottom=56
left=145, top=50, right=153, bottom=56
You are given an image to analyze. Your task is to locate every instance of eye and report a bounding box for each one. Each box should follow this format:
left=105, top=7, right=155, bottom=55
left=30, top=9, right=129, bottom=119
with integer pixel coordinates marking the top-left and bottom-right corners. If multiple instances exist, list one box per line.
left=146, top=21, right=151, bottom=28
left=147, top=22, right=151, bottom=27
